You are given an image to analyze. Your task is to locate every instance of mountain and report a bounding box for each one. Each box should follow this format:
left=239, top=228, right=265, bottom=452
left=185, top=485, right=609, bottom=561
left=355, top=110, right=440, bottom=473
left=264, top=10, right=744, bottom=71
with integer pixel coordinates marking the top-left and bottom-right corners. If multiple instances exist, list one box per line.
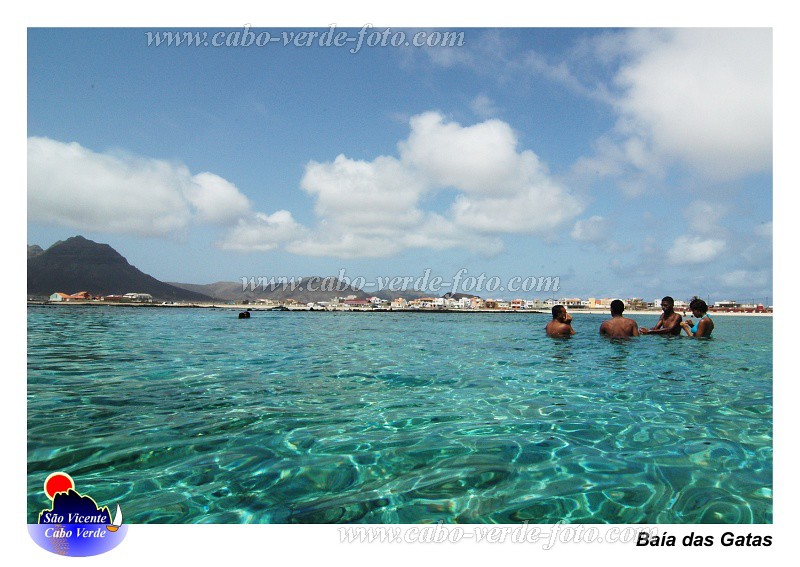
left=168, top=282, right=479, bottom=303
left=169, top=276, right=368, bottom=303
left=27, top=236, right=214, bottom=301
left=27, top=244, right=44, bottom=259
left=442, top=292, right=481, bottom=300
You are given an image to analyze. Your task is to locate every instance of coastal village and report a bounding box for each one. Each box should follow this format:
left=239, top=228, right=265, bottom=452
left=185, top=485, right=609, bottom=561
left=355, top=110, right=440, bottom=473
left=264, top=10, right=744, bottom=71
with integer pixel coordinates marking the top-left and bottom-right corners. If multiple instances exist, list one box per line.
left=40, top=290, right=773, bottom=314
left=29, top=237, right=772, bottom=315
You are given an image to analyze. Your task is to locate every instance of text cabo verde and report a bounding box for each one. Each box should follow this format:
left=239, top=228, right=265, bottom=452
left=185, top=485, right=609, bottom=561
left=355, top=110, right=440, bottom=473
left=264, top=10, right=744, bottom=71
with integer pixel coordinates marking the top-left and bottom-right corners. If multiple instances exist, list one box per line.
left=43, top=526, right=108, bottom=538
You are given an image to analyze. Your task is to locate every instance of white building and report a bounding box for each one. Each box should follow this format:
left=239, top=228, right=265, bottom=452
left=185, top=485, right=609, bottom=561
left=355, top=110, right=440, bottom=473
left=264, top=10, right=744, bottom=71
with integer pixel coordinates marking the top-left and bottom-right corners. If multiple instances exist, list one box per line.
left=123, top=293, right=153, bottom=303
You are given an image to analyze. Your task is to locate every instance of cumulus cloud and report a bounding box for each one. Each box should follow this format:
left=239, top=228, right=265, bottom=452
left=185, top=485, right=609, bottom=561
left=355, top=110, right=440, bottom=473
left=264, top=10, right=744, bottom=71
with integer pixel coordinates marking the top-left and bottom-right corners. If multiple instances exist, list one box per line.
left=185, top=172, right=251, bottom=225
left=399, top=112, right=531, bottom=196
left=28, top=137, right=252, bottom=236
left=301, top=155, right=425, bottom=230
left=31, top=112, right=581, bottom=259
left=224, top=111, right=584, bottom=257
left=283, top=215, right=503, bottom=259
left=683, top=200, right=729, bottom=235
left=667, top=235, right=726, bottom=264
left=613, top=28, right=772, bottom=181
left=451, top=184, right=582, bottom=234
left=402, top=112, right=583, bottom=234
left=216, top=211, right=306, bottom=252
left=568, top=29, right=771, bottom=194
left=571, top=216, right=610, bottom=242
left=414, top=29, right=771, bottom=187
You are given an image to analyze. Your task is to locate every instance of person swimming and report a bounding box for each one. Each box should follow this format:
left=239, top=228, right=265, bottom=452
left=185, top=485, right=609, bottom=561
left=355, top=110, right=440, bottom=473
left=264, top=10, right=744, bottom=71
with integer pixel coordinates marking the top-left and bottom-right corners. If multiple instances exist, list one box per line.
left=640, top=296, right=683, bottom=335
left=599, top=299, right=639, bottom=338
left=681, top=297, right=714, bottom=337
left=545, top=305, right=575, bottom=337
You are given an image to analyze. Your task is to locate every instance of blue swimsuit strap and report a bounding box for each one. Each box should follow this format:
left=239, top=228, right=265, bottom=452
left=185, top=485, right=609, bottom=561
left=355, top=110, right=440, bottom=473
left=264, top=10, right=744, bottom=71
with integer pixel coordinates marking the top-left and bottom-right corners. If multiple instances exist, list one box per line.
left=691, top=314, right=708, bottom=334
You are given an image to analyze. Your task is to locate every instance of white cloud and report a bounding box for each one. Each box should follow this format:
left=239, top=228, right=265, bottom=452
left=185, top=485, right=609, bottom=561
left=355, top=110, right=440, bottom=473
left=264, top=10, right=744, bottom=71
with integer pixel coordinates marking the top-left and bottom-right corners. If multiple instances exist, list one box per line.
left=667, top=235, right=726, bottom=264
left=614, top=28, right=772, bottom=180
left=414, top=29, right=771, bottom=185
left=399, top=112, right=532, bottom=196
left=28, top=137, right=191, bottom=236
left=571, top=216, right=610, bottom=242
left=719, top=269, right=770, bottom=289
left=401, top=112, right=584, bottom=234
left=286, top=229, right=403, bottom=258
left=683, top=200, right=728, bottom=235
left=469, top=94, right=500, bottom=119
left=410, top=29, right=506, bottom=72
left=227, top=112, right=583, bottom=257
left=754, top=221, right=773, bottom=238
left=282, top=214, right=504, bottom=260
left=570, top=29, right=771, bottom=195
left=185, top=172, right=251, bottom=225
left=569, top=133, right=663, bottom=197
left=216, top=211, right=306, bottom=252
left=519, top=50, right=610, bottom=103
left=451, top=183, right=583, bottom=234
left=301, top=155, right=425, bottom=229
left=34, top=114, right=584, bottom=259
left=401, top=213, right=503, bottom=255
left=28, top=137, right=253, bottom=236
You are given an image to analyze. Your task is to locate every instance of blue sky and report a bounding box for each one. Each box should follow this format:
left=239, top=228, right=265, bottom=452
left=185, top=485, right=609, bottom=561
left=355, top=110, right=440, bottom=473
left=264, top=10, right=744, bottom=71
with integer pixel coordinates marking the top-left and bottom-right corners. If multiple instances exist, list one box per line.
left=27, top=27, right=773, bottom=303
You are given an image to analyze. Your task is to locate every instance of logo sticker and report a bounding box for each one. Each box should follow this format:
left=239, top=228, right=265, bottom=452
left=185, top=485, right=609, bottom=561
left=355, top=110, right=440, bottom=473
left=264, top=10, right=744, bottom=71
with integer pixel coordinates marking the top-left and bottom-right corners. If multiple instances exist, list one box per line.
left=28, top=472, right=127, bottom=557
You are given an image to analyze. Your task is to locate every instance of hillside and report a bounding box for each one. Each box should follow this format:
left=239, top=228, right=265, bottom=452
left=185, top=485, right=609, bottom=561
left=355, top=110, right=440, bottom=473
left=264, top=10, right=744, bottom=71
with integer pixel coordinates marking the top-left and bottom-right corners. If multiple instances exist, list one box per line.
left=169, top=277, right=368, bottom=303
left=27, top=236, right=213, bottom=301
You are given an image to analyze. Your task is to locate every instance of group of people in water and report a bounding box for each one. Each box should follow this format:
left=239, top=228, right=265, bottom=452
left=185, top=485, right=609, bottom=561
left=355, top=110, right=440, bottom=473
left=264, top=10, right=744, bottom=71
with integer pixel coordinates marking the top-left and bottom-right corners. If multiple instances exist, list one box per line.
left=545, top=296, right=714, bottom=338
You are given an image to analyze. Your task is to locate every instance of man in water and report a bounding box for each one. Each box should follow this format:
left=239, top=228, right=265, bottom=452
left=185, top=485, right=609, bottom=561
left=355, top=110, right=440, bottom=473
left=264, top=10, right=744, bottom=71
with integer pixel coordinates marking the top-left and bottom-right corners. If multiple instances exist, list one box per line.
left=599, top=299, right=640, bottom=337
left=545, top=305, right=575, bottom=337
left=640, top=296, right=683, bottom=335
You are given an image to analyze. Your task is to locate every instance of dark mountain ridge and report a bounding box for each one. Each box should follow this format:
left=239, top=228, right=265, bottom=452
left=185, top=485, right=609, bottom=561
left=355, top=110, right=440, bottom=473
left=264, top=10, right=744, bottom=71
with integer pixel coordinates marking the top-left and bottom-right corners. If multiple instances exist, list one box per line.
left=169, top=276, right=369, bottom=303
left=28, top=236, right=484, bottom=304
left=27, top=236, right=213, bottom=301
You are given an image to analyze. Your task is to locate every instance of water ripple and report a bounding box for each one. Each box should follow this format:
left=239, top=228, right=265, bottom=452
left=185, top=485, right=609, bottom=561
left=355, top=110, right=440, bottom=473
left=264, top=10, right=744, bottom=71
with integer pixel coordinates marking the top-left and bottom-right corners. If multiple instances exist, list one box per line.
left=28, top=307, right=772, bottom=523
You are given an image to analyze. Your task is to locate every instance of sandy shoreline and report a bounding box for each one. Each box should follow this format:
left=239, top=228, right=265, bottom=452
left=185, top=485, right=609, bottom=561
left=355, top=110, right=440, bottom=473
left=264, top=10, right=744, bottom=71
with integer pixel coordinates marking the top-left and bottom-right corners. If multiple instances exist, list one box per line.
left=26, top=301, right=773, bottom=316
left=567, top=309, right=772, bottom=317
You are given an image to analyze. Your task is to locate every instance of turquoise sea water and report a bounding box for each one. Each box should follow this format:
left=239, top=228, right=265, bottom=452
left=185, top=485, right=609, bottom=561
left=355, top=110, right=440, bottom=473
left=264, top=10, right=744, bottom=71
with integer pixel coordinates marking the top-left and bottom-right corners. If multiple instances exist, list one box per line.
left=27, top=306, right=772, bottom=524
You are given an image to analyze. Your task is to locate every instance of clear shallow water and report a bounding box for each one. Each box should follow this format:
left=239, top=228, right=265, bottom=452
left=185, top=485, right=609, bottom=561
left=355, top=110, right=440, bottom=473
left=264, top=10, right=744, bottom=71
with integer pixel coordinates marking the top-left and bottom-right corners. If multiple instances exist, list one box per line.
left=28, top=306, right=772, bottom=524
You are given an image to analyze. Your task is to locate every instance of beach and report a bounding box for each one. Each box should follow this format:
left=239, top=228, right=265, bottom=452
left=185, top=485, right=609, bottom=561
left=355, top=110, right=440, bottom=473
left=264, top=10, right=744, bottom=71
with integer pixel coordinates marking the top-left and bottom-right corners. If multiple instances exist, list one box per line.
left=27, top=300, right=774, bottom=316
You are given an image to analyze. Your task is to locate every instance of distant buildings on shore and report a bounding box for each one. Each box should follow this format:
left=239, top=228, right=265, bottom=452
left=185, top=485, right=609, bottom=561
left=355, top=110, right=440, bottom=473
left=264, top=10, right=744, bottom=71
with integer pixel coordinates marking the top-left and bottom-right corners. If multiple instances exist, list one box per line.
left=237, top=295, right=773, bottom=313
left=47, top=291, right=154, bottom=303
left=36, top=291, right=772, bottom=313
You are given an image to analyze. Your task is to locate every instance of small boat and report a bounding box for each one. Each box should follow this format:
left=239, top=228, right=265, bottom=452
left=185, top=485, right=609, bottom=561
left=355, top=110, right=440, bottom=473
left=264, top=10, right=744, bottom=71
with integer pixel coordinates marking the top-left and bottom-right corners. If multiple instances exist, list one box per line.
left=106, top=505, right=123, bottom=532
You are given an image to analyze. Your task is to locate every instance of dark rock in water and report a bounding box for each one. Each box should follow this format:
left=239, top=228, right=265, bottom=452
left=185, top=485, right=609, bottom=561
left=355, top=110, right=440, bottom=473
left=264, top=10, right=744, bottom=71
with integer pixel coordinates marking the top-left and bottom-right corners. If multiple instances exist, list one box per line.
left=238, top=311, right=250, bottom=319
